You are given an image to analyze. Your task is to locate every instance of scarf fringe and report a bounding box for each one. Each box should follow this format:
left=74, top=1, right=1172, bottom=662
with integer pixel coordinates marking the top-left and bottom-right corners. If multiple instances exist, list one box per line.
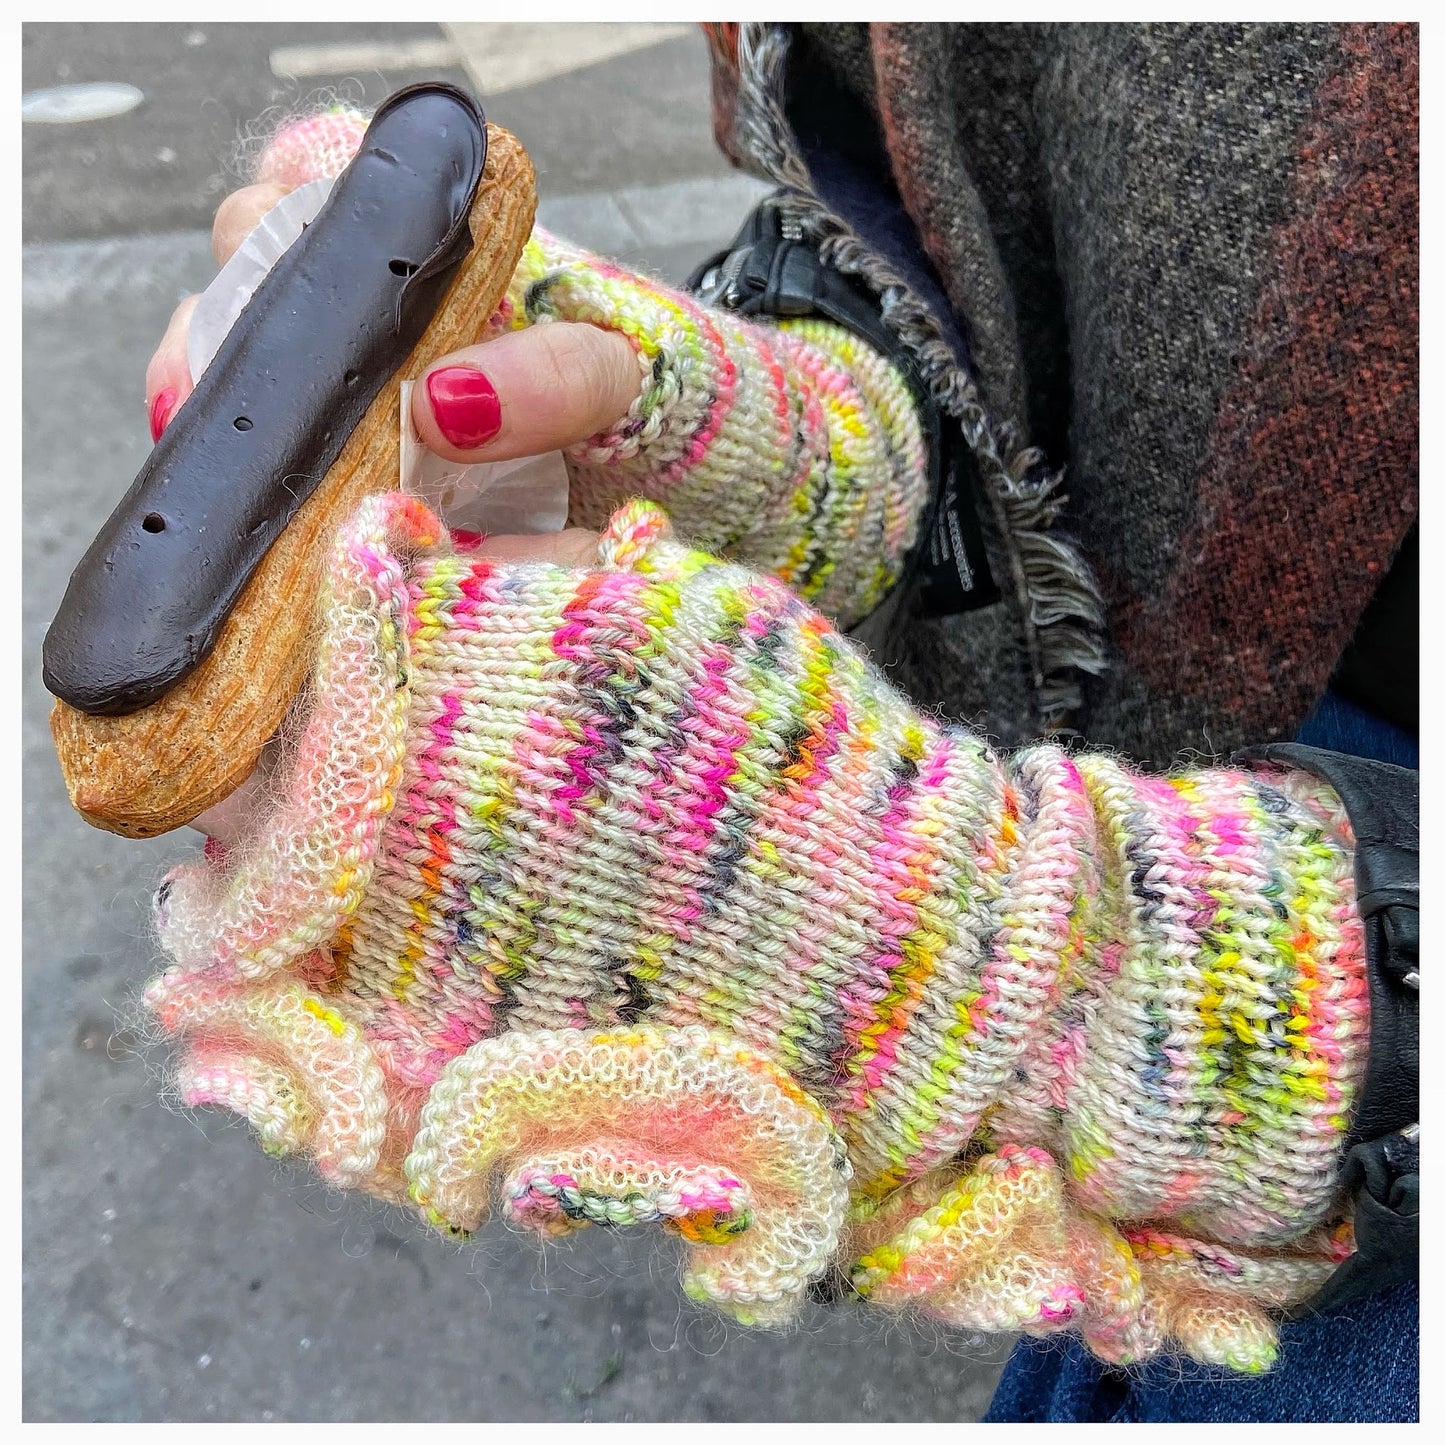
left=731, top=23, right=1108, bottom=727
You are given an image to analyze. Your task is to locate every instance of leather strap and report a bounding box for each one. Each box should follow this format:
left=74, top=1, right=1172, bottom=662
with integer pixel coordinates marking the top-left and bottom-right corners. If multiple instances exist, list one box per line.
left=1237, top=742, right=1418, bottom=1312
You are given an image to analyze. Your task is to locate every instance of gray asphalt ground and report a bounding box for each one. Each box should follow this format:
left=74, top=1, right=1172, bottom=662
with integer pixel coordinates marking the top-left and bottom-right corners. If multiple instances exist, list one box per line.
left=22, top=22, right=1013, bottom=1423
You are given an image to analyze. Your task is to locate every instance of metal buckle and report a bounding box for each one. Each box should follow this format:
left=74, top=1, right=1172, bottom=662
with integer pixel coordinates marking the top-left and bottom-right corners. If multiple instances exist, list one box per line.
left=692, top=245, right=753, bottom=309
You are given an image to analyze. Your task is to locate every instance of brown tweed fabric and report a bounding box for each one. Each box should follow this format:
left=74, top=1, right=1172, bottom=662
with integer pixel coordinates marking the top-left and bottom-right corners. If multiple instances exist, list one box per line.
left=1110, top=24, right=1420, bottom=741
left=706, top=23, right=1418, bottom=768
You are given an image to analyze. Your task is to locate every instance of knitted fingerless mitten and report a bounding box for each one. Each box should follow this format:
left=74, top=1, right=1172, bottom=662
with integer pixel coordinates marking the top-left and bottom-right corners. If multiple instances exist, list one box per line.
left=253, top=107, right=930, bottom=626
left=151, top=494, right=1368, bottom=1372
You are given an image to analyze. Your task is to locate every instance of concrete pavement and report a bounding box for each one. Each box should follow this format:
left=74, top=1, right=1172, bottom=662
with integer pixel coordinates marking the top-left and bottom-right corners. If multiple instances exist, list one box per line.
left=22, top=21, right=1012, bottom=1422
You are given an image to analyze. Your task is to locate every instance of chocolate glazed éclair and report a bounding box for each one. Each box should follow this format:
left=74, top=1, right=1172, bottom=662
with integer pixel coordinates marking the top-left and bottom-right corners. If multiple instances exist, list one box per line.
left=45, top=84, right=539, bottom=837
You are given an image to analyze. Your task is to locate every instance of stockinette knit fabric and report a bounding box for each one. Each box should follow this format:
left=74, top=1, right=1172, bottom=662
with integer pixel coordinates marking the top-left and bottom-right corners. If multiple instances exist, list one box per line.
left=151, top=492, right=1368, bottom=1372
left=256, top=107, right=929, bottom=629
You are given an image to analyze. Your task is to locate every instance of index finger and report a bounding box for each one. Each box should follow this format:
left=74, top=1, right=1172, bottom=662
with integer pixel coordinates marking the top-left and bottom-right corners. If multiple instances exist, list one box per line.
left=144, top=180, right=300, bottom=438
left=211, top=180, right=292, bottom=267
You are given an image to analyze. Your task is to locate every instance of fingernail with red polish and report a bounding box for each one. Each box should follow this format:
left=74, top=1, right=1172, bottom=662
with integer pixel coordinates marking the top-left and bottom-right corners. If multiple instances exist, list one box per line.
left=426, top=366, right=502, bottom=449
left=149, top=387, right=177, bottom=443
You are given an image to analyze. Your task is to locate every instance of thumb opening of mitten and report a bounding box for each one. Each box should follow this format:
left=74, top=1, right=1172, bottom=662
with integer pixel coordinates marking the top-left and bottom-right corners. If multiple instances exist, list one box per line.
left=506, top=230, right=929, bottom=625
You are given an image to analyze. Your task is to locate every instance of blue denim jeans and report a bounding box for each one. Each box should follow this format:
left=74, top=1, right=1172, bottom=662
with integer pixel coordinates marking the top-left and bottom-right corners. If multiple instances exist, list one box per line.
left=982, top=1280, right=1419, bottom=1422
left=983, top=689, right=1419, bottom=1422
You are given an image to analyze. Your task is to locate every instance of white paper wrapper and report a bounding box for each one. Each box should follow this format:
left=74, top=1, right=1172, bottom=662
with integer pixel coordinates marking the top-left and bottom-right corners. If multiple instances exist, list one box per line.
left=187, top=178, right=569, bottom=536
left=399, top=381, right=570, bottom=534
left=187, top=177, right=338, bottom=382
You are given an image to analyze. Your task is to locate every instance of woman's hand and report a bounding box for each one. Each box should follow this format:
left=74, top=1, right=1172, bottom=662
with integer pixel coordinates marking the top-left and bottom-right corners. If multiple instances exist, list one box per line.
left=148, top=105, right=930, bottom=630
left=142, top=176, right=639, bottom=560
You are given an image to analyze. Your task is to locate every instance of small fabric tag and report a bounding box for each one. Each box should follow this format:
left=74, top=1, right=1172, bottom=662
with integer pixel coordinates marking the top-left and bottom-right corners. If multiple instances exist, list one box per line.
left=915, top=452, right=999, bottom=617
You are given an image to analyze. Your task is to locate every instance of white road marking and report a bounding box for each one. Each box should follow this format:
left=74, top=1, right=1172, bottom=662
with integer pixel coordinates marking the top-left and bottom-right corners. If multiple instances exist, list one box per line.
left=23, top=173, right=773, bottom=311
left=22, top=82, right=145, bottom=124
left=443, top=22, right=689, bottom=97
left=268, top=37, right=460, bottom=80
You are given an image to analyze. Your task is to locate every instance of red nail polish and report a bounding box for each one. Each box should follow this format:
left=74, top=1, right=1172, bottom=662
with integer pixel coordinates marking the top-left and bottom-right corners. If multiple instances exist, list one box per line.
left=426, top=366, right=502, bottom=449
left=149, top=386, right=177, bottom=442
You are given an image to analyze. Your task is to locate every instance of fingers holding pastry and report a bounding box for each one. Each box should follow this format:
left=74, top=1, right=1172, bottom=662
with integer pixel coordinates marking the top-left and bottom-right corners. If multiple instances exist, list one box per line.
left=411, top=322, right=641, bottom=463
left=211, top=180, right=292, bottom=266
left=142, top=179, right=291, bottom=439
left=144, top=293, right=201, bottom=441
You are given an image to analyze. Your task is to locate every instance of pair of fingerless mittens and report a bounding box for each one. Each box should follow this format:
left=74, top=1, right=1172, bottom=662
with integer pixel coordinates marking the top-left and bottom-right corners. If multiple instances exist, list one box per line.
left=254, top=105, right=930, bottom=628
left=152, top=490, right=1368, bottom=1373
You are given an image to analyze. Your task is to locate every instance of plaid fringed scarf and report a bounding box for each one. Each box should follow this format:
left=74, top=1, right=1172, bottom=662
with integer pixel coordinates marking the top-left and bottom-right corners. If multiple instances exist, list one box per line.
left=704, top=22, right=1418, bottom=769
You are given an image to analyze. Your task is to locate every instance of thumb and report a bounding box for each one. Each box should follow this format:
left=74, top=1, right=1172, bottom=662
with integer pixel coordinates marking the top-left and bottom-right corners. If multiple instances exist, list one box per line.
left=412, top=322, right=641, bottom=464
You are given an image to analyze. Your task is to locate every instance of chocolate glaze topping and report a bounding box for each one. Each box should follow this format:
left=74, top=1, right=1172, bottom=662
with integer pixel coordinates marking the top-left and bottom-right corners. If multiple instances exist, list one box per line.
left=43, top=83, right=487, bottom=715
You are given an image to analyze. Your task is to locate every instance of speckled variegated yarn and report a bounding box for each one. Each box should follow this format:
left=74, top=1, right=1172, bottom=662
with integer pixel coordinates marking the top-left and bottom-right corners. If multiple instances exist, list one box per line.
left=252, top=108, right=929, bottom=627
left=148, top=493, right=1368, bottom=1369
left=502, top=230, right=928, bottom=624
left=254, top=105, right=373, bottom=189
